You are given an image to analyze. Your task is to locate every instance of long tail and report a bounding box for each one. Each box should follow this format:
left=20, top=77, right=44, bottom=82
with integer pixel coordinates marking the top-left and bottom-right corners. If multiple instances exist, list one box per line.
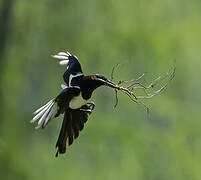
left=55, top=105, right=91, bottom=157
left=30, top=99, right=58, bottom=129
left=55, top=110, right=70, bottom=157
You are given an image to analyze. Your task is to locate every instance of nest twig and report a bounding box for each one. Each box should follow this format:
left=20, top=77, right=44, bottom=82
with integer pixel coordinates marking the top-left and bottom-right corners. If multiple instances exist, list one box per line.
left=108, top=64, right=176, bottom=112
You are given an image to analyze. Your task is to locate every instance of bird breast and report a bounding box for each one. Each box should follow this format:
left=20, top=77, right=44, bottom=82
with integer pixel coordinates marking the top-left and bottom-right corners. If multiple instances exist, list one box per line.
left=69, top=93, right=87, bottom=109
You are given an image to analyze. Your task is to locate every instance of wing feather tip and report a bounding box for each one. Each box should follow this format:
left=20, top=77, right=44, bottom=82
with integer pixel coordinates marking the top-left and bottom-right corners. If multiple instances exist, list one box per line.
left=59, top=60, right=69, bottom=65
left=30, top=119, right=35, bottom=123
left=31, top=100, right=57, bottom=129
left=35, top=125, right=41, bottom=130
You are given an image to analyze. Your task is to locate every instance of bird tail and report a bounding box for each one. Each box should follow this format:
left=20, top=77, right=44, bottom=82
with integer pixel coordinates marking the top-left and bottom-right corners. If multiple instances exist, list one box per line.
left=55, top=105, right=91, bottom=157
left=30, top=99, right=58, bottom=129
left=55, top=111, right=70, bottom=157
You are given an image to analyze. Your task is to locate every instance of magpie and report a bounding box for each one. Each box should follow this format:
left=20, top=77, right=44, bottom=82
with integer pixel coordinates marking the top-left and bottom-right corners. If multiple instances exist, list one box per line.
left=31, top=51, right=116, bottom=157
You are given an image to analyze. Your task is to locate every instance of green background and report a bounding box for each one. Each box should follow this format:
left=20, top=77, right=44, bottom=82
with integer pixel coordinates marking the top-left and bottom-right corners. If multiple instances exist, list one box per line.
left=0, top=0, right=201, bottom=179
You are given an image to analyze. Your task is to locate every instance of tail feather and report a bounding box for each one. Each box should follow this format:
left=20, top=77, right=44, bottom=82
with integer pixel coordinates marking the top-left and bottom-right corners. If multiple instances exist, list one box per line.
left=55, top=105, right=92, bottom=157
left=31, top=99, right=58, bottom=129
left=55, top=112, right=69, bottom=157
left=67, top=124, right=74, bottom=146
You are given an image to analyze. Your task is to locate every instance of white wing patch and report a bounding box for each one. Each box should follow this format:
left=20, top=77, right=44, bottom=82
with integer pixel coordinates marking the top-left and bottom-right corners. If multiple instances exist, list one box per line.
left=52, top=51, right=72, bottom=67
left=31, top=99, right=59, bottom=129
left=61, top=84, right=68, bottom=89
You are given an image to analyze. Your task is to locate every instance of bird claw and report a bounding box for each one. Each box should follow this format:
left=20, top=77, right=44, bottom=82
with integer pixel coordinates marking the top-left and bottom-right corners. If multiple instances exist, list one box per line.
left=79, top=102, right=96, bottom=114
left=79, top=109, right=92, bottom=114
left=86, top=102, right=96, bottom=110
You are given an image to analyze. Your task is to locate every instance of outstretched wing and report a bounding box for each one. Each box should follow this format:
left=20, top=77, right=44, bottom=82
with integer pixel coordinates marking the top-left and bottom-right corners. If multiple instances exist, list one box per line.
left=52, top=51, right=83, bottom=85
left=55, top=105, right=91, bottom=157
left=31, top=87, right=80, bottom=129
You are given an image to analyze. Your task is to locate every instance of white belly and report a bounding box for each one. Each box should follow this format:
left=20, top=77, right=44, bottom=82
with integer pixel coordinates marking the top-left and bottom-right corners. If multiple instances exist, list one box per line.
left=69, top=93, right=87, bottom=109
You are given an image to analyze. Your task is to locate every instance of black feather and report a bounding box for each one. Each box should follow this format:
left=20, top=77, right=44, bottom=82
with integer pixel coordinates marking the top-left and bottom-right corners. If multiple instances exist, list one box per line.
left=63, top=55, right=83, bottom=84
left=55, top=105, right=92, bottom=157
left=55, top=111, right=69, bottom=155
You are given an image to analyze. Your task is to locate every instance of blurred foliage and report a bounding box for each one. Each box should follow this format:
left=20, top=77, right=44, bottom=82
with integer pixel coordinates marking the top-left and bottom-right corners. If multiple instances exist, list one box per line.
left=0, top=0, right=201, bottom=179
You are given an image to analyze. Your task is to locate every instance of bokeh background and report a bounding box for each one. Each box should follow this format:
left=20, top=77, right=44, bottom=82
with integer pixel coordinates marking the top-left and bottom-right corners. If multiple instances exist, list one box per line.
left=1, top=0, right=201, bottom=179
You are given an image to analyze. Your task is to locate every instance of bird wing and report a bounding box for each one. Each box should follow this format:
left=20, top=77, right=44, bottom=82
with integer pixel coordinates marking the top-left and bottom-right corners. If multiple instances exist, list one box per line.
left=52, top=51, right=83, bottom=85
left=55, top=105, right=91, bottom=157
left=31, top=87, right=80, bottom=129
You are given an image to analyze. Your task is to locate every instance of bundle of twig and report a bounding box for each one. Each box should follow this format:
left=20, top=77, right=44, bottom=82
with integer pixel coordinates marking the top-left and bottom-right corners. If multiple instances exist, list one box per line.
left=100, top=65, right=176, bottom=113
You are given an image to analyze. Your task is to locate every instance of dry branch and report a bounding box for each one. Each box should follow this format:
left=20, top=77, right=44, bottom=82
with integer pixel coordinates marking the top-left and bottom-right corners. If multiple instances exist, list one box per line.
left=106, top=65, right=176, bottom=112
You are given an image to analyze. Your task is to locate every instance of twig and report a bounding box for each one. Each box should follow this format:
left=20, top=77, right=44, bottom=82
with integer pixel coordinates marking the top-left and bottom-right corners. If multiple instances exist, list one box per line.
left=136, top=67, right=176, bottom=99
left=111, top=63, right=120, bottom=81
left=104, top=66, right=175, bottom=112
left=114, top=89, right=118, bottom=108
left=111, top=63, right=120, bottom=108
left=118, top=73, right=145, bottom=85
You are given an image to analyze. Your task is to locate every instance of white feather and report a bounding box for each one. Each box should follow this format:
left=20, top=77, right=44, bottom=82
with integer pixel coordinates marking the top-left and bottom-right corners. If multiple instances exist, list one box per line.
left=35, top=102, right=54, bottom=129
left=33, top=100, right=53, bottom=115
left=42, top=113, right=54, bottom=128
left=66, top=51, right=72, bottom=56
left=52, top=55, right=68, bottom=60
left=59, top=60, right=69, bottom=65
left=61, top=84, right=68, bottom=89
left=43, top=103, right=58, bottom=128
left=31, top=98, right=60, bottom=129
left=58, top=52, right=69, bottom=57
left=31, top=101, right=54, bottom=123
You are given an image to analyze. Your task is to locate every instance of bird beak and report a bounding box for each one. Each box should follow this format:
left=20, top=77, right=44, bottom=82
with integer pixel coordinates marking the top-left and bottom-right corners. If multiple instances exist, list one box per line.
left=91, top=75, right=118, bottom=89
left=102, top=78, right=117, bottom=89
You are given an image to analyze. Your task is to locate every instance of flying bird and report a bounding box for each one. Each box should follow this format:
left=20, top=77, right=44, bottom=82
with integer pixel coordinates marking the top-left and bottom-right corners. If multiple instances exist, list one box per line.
left=31, top=51, right=117, bottom=157
left=31, top=51, right=175, bottom=157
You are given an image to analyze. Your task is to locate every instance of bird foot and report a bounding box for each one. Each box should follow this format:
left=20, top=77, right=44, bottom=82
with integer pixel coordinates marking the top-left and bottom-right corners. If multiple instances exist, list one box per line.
left=79, top=109, right=92, bottom=114
left=86, top=102, right=96, bottom=110
left=79, top=102, right=95, bottom=114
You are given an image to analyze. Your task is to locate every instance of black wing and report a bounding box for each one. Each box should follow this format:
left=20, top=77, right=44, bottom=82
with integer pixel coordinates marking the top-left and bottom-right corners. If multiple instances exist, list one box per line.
left=31, top=87, right=80, bottom=129
left=52, top=51, right=83, bottom=85
left=55, top=105, right=91, bottom=157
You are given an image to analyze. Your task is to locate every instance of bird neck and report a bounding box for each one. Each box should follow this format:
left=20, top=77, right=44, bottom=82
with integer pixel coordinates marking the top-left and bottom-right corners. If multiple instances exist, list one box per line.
left=80, top=78, right=104, bottom=100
